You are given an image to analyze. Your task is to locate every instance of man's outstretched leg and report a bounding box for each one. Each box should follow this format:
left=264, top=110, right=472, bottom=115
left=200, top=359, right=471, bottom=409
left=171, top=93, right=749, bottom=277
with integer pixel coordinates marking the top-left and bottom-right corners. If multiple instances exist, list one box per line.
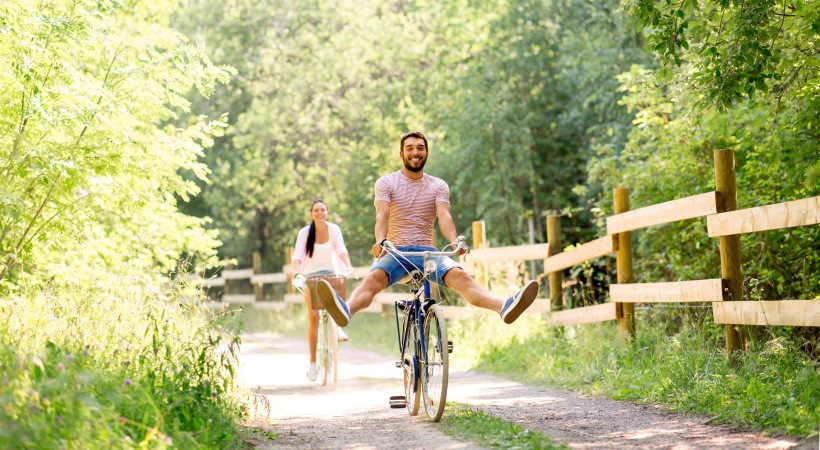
left=443, top=268, right=539, bottom=324
left=317, top=270, right=389, bottom=327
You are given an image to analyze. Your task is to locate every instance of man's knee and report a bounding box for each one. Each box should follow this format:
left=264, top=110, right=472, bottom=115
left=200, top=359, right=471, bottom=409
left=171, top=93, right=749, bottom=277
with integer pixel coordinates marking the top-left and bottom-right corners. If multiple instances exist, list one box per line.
left=443, top=267, right=472, bottom=287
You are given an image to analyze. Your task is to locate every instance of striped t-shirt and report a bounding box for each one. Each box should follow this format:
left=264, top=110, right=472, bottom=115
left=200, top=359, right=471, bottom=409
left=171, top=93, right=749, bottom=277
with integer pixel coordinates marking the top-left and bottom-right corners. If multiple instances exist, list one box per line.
left=374, top=171, right=450, bottom=247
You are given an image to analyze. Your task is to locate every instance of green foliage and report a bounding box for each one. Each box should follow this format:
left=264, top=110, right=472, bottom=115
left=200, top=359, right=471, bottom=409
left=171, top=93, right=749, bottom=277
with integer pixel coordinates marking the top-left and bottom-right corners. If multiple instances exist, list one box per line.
left=0, top=0, right=232, bottom=287
left=588, top=64, right=819, bottom=300
left=623, top=0, right=820, bottom=189
left=0, top=1, right=252, bottom=447
left=438, top=402, right=565, bottom=449
left=0, top=261, right=252, bottom=448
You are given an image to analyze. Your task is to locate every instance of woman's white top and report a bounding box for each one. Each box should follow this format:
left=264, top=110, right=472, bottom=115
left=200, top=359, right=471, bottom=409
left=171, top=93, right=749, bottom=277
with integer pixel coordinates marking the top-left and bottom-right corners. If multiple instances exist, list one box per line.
left=292, top=222, right=348, bottom=274
left=302, top=242, right=333, bottom=274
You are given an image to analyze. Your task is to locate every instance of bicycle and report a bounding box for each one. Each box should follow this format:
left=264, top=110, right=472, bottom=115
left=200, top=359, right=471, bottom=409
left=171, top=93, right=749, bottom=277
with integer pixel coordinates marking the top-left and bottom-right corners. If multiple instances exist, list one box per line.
left=297, top=273, right=347, bottom=389
left=384, top=236, right=467, bottom=422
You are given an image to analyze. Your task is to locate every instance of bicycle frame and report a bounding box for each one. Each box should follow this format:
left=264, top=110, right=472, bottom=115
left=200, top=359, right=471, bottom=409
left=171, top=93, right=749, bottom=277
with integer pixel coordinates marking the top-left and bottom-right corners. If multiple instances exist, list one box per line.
left=384, top=237, right=466, bottom=420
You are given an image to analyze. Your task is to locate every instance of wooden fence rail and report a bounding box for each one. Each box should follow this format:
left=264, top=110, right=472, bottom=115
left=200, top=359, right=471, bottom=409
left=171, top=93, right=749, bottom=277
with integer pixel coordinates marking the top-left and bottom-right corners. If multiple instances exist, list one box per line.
left=190, top=150, right=819, bottom=358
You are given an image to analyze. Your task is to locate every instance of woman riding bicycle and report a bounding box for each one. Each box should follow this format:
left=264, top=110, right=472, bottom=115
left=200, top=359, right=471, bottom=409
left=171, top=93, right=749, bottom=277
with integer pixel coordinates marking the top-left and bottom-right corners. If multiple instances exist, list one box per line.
left=291, top=199, right=354, bottom=382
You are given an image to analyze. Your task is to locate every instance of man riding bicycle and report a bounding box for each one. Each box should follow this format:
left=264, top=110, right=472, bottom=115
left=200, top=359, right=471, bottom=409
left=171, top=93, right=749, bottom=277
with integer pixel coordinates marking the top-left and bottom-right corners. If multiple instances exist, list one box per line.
left=317, top=131, right=539, bottom=326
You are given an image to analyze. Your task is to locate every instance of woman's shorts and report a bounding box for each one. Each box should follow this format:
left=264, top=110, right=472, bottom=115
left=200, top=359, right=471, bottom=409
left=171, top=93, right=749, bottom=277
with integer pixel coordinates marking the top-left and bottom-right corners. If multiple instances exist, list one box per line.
left=370, top=245, right=461, bottom=288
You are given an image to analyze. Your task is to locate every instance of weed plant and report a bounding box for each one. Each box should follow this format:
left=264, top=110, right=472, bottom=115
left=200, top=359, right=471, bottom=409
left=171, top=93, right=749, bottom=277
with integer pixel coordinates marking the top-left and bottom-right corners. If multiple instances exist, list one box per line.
left=0, top=261, right=254, bottom=448
left=448, top=309, right=820, bottom=437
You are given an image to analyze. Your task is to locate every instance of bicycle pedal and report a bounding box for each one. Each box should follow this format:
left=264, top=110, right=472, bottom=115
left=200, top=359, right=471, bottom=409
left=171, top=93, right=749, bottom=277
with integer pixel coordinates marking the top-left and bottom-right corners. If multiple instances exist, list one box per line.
left=395, top=361, right=403, bottom=368
left=448, top=340, right=454, bottom=353
left=389, top=395, right=407, bottom=409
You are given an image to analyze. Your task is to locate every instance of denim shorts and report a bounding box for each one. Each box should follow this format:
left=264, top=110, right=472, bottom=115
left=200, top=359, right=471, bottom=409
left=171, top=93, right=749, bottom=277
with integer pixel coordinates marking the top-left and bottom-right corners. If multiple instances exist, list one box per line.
left=370, top=245, right=461, bottom=288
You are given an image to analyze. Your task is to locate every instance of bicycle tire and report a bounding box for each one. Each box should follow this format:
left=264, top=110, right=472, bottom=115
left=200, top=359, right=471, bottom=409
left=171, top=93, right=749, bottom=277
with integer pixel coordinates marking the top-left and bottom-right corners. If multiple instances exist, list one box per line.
left=401, top=308, right=421, bottom=416
left=327, top=320, right=338, bottom=390
left=318, top=313, right=329, bottom=386
left=422, top=304, right=449, bottom=422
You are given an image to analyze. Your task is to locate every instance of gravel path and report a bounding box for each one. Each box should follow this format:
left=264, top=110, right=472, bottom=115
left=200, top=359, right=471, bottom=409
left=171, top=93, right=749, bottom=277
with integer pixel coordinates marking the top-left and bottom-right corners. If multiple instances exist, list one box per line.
left=238, top=332, right=812, bottom=449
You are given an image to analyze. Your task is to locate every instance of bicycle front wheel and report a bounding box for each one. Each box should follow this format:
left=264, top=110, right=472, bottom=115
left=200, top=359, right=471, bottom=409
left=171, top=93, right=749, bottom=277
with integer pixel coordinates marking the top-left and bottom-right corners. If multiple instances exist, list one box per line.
left=326, top=321, right=338, bottom=390
left=422, top=304, right=449, bottom=422
left=317, top=314, right=329, bottom=386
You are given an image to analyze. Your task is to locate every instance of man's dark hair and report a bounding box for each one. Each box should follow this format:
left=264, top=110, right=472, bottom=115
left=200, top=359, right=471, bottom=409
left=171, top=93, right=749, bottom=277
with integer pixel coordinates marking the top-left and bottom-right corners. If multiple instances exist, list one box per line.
left=400, top=131, right=428, bottom=152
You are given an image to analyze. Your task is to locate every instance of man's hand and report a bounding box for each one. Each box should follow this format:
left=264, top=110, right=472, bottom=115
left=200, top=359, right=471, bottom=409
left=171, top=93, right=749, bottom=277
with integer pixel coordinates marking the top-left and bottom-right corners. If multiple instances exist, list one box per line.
left=372, top=239, right=391, bottom=259
left=452, top=236, right=469, bottom=256
left=371, top=242, right=384, bottom=259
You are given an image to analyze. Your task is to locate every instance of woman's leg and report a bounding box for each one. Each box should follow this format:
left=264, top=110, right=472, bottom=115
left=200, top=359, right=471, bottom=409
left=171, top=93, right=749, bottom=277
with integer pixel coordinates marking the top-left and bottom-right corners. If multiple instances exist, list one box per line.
left=304, top=292, right=320, bottom=361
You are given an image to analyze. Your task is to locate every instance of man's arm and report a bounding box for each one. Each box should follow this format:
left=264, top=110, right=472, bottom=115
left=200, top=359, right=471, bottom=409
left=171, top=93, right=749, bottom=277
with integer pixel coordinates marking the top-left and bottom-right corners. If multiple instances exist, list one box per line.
left=436, top=201, right=460, bottom=244
left=372, top=200, right=390, bottom=258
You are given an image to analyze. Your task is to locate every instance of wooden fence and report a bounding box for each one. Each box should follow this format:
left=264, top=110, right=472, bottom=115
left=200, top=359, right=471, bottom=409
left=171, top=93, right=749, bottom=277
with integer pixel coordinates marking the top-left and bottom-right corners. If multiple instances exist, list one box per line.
left=192, top=149, right=819, bottom=356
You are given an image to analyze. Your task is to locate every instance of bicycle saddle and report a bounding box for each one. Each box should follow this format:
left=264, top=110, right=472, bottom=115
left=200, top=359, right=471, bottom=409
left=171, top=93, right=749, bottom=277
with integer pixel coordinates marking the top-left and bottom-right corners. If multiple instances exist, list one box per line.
left=396, top=270, right=423, bottom=285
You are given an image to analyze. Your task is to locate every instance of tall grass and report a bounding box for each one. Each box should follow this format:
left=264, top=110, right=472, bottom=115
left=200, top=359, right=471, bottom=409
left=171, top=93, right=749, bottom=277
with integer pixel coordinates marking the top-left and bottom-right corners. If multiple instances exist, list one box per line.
left=0, top=261, right=254, bottom=448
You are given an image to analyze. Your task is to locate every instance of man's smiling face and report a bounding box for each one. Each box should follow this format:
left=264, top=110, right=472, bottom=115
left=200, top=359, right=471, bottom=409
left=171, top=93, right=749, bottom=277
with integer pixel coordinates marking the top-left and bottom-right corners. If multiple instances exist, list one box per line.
left=401, top=137, right=427, bottom=173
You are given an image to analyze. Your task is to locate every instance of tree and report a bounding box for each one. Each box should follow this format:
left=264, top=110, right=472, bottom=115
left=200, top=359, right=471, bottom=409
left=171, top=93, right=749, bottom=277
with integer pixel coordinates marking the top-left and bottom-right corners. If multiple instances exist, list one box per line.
left=0, top=0, right=232, bottom=286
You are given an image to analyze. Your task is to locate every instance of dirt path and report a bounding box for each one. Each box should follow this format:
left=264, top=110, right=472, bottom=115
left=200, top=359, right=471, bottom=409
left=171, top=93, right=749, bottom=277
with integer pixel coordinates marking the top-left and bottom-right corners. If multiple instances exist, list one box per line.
left=238, top=332, right=811, bottom=449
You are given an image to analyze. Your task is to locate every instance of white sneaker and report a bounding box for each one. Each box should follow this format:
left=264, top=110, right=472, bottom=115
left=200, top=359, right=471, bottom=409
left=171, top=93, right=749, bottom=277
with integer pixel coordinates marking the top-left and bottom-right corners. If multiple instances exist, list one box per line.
left=307, top=362, right=317, bottom=381
left=337, top=327, right=349, bottom=342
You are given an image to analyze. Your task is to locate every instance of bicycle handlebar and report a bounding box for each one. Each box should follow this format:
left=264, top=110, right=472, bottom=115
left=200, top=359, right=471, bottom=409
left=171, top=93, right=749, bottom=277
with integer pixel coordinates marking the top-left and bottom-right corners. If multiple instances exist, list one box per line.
left=381, top=235, right=469, bottom=258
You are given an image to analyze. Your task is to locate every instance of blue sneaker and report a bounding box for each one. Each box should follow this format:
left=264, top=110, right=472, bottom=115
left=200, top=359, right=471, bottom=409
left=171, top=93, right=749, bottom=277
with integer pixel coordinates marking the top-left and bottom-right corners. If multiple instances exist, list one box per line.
left=500, top=281, right=539, bottom=324
left=317, top=279, right=351, bottom=327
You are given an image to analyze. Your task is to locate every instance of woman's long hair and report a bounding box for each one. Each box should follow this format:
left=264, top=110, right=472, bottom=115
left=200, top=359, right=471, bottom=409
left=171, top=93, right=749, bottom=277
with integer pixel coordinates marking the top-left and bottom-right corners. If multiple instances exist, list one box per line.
left=305, top=199, right=326, bottom=258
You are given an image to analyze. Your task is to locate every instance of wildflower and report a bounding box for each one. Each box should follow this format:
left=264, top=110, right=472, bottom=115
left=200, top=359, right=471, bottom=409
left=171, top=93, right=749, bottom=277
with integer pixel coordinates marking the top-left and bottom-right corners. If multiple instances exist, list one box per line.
left=42, top=397, right=51, bottom=407
left=57, top=362, right=66, bottom=372
left=124, top=379, right=132, bottom=386
left=119, top=416, right=127, bottom=424
left=65, top=353, right=74, bottom=362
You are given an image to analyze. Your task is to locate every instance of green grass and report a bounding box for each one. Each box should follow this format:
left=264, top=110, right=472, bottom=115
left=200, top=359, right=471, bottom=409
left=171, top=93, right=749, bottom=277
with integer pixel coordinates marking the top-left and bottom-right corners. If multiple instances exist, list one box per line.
left=447, top=312, right=820, bottom=438
left=437, top=402, right=564, bottom=449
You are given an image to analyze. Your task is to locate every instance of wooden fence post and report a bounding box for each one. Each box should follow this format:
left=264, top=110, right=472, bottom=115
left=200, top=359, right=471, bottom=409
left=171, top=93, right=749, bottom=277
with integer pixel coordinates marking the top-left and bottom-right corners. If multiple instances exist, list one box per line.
left=472, top=221, right=488, bottom=290
left=714, top=149, right=744, bottom=359
left=547, top=215, right=564, bottom=310
left=285, top=248, right=294, bottom=294
left=253, top=251, right=263, bottom=301
left=614, top=188, right=636, bottom=340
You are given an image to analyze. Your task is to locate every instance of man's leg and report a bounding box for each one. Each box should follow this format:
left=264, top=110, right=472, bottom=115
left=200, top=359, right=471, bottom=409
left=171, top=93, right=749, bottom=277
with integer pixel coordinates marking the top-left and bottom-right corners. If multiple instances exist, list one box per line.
left=443, top=267, right=539, bottom=323
left=442, top=268, right=502, bottom=312
left=347, top=269, right=390, bottom=316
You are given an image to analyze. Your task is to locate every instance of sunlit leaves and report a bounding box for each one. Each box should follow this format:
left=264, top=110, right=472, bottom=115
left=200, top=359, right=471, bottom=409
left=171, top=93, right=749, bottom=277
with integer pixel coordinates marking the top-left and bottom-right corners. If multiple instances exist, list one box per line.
left=0, top=0, right=231, bottom=286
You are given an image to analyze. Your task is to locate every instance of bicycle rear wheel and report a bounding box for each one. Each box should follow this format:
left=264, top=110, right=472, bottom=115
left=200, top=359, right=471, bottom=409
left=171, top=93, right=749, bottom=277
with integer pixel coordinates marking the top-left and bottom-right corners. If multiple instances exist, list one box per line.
left=422, top=304, right=449, bottom=422
left=400, top=309, right=421, bottom=416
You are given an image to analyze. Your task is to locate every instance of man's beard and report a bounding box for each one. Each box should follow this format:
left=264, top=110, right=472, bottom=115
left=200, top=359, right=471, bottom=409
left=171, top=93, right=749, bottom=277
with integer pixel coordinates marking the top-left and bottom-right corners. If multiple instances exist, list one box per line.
left=403, top=158, right=426, bottom=172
